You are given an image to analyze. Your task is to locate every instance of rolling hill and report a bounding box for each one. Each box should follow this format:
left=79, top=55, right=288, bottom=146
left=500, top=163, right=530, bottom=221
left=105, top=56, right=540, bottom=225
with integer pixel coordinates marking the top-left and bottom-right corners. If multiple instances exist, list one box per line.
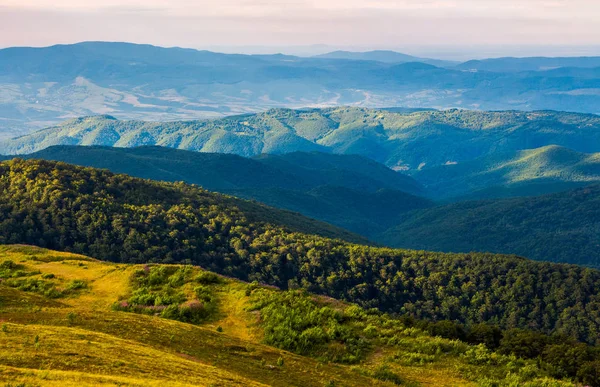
left=3, top=107, right=600, bottom=173
left=11, top=145, right=430, bottom=237
left=0, top=244, right=588, bottom=386
left=380, top=184, right=600, bottom=266
left=413, top=145, right=600, bottom=200
left=9, top=145, right=600, bottom=265
left=2, top=158, right=600, bottom=349
left=3, top=41, right=600, bottom=137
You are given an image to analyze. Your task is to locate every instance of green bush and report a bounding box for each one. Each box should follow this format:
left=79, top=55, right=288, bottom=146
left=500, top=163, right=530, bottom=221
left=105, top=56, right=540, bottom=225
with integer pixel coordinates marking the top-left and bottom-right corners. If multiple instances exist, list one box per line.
left=116, top=265, right=218, bottom=324
left=372, top=365, right=403, bottom=385
left=195, top=271, right=223, bottom=285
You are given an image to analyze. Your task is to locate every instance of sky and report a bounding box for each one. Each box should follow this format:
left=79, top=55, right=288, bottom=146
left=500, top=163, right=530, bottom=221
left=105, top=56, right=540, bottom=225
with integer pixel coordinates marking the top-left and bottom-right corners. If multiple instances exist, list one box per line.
left=1, top=0, right=600, bottom=58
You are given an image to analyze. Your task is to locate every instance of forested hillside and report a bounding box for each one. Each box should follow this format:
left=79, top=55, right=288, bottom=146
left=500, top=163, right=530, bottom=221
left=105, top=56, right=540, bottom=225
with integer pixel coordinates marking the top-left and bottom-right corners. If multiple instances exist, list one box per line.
left=381, top=185, right=600, bottom=266
left=413, top=145, right=600, bottom=200
left=13, top=145, right=600, bottom=265
left=3, top=107, right=600, bottom=173
left=15, top=145, right=429, bottom=236
left=1, top=159, right=600, bottom=346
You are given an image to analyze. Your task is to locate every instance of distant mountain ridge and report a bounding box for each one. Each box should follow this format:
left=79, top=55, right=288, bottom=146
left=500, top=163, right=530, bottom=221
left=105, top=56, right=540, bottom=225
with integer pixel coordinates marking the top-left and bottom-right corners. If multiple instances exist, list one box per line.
left=313, top=50, right=457, bottom=67
left=4, top=107, right=600, bottom=173
left=3, top=41, right=600, bottom=137
left=457, top=56, right=600, bottom=72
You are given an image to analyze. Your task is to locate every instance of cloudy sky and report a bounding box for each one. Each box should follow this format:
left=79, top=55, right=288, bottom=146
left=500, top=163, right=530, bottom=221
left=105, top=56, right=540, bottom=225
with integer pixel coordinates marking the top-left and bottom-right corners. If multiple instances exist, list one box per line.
left=1, top=0, right=599, bottom=57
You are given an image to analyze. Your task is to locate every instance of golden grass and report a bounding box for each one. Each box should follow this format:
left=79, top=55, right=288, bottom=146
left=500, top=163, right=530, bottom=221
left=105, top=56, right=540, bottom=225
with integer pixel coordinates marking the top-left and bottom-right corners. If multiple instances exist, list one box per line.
left=0, top=323, right=265, bottom=386
left=0, top=244, right=504, bottom=387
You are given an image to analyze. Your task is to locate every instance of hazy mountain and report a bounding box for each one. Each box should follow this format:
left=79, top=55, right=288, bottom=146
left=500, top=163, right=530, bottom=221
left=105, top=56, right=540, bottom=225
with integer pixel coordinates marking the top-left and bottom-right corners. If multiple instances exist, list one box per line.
left=3, top=42, right=600, bottom=137
left=414, top=145, right=600, bottom=199
left=4, top=107, right=600, bottom=173
left=457, top=56, right=600, bottom=72
left=313, top=50, right=456, bottom=67
left=380, top=184, right=600, bottom=267
left=18, top=145, right=429, bottom=237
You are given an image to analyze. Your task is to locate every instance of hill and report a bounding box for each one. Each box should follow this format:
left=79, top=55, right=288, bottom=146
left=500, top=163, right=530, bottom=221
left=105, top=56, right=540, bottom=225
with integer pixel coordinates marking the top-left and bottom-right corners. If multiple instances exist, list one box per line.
left=3, top=107, right=600, bottom=173
left=2, top=159, right=600, bottom=350
left=13, top=145, right=600, bottom=266
left=380, top=184, right=600, bottom=266
left=313, top=50, right=456, bottom=67
left=457, top=56, right=600, bottom=72
left=13, top=145, right=429, bottom=237
left=413, top=145, right=600, bottom=199
left=3, top=41, right=600, bottom=136
left=227, top=185, right=431, bottom=237
left=22, top=145, right=423, bottom=195
left=1, top=244, right=591, bottom=386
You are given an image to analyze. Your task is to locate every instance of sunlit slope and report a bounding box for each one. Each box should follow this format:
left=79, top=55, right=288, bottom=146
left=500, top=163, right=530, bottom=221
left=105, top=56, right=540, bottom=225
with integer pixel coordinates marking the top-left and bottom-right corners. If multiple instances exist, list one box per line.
left=0, top=246, right=390, bottom=387
left=3, top=107, right=600, bottom=172
left=414, top=145, right=600, bottom=199
left=0, top=245, right=574, bottom=387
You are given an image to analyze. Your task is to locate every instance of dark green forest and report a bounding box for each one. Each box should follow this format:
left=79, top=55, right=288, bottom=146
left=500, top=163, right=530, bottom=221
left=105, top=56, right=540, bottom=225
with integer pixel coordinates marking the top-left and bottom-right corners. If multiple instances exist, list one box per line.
left=382, top=185, right=600, bottom=266
left=13, top=145, right=600, bottom=266
left=1, top=159, right=600, bottom=347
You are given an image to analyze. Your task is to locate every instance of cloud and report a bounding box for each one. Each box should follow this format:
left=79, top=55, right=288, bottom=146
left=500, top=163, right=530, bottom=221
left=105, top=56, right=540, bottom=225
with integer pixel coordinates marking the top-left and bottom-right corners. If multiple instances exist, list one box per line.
left=1, top=0, right=599, bottom=50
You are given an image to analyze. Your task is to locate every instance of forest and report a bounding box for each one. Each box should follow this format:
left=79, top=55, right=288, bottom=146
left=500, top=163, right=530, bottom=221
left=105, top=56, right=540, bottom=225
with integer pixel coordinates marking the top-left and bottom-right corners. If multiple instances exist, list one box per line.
left=1, top=158, right=600, bottom=348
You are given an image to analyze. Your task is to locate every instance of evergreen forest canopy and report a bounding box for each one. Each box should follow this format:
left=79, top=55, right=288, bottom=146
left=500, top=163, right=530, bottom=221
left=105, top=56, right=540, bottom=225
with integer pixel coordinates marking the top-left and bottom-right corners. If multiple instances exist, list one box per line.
left=1, top=158, right=600, bottom=346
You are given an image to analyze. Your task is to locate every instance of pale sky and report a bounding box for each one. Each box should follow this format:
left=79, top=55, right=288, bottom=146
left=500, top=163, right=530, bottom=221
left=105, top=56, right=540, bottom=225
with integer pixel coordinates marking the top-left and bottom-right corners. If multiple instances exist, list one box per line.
left=1, top=0, right=600, bottom=58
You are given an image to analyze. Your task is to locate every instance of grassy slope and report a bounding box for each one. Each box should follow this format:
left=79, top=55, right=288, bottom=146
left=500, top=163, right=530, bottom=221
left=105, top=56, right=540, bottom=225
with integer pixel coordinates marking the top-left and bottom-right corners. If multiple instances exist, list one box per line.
left=0, top=245, right=572, bottom=387
left=0, top=246, right=388, bottom=387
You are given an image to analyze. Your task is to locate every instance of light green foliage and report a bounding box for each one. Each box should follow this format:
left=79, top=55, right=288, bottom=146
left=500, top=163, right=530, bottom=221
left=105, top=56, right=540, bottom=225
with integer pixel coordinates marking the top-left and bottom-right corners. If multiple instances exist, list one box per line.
left=4, top=107, right=600, bottom=172
left=114, top=265, right=219, bottom=324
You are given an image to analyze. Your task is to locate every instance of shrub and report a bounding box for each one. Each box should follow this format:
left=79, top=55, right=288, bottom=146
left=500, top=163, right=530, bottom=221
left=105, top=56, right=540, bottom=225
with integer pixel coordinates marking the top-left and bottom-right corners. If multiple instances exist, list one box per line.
left=577, top=360, right=600, bottom=386
left=395, top=351, right=436, bottom=366
left=543, top=343, right=593, bottom=378
left=498, top=329, right=549, bottom=359
left=195, top=271, right=222, bottom=285
left=372, top=365, right=403, bottom=385
left=428, top=320, right=466, bottom=341
left=65, top=279, right=87, bottom=292
left=467, top=323, right=502, bottom=349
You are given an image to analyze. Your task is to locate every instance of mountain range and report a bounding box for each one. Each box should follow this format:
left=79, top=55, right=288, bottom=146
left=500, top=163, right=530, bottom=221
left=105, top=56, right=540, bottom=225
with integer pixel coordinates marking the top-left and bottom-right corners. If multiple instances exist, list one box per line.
left=3, top=41, right=600, bottom=137
left=3, top=107, right=600, bottom=174
left=4, top=35, right=600, bottom=387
